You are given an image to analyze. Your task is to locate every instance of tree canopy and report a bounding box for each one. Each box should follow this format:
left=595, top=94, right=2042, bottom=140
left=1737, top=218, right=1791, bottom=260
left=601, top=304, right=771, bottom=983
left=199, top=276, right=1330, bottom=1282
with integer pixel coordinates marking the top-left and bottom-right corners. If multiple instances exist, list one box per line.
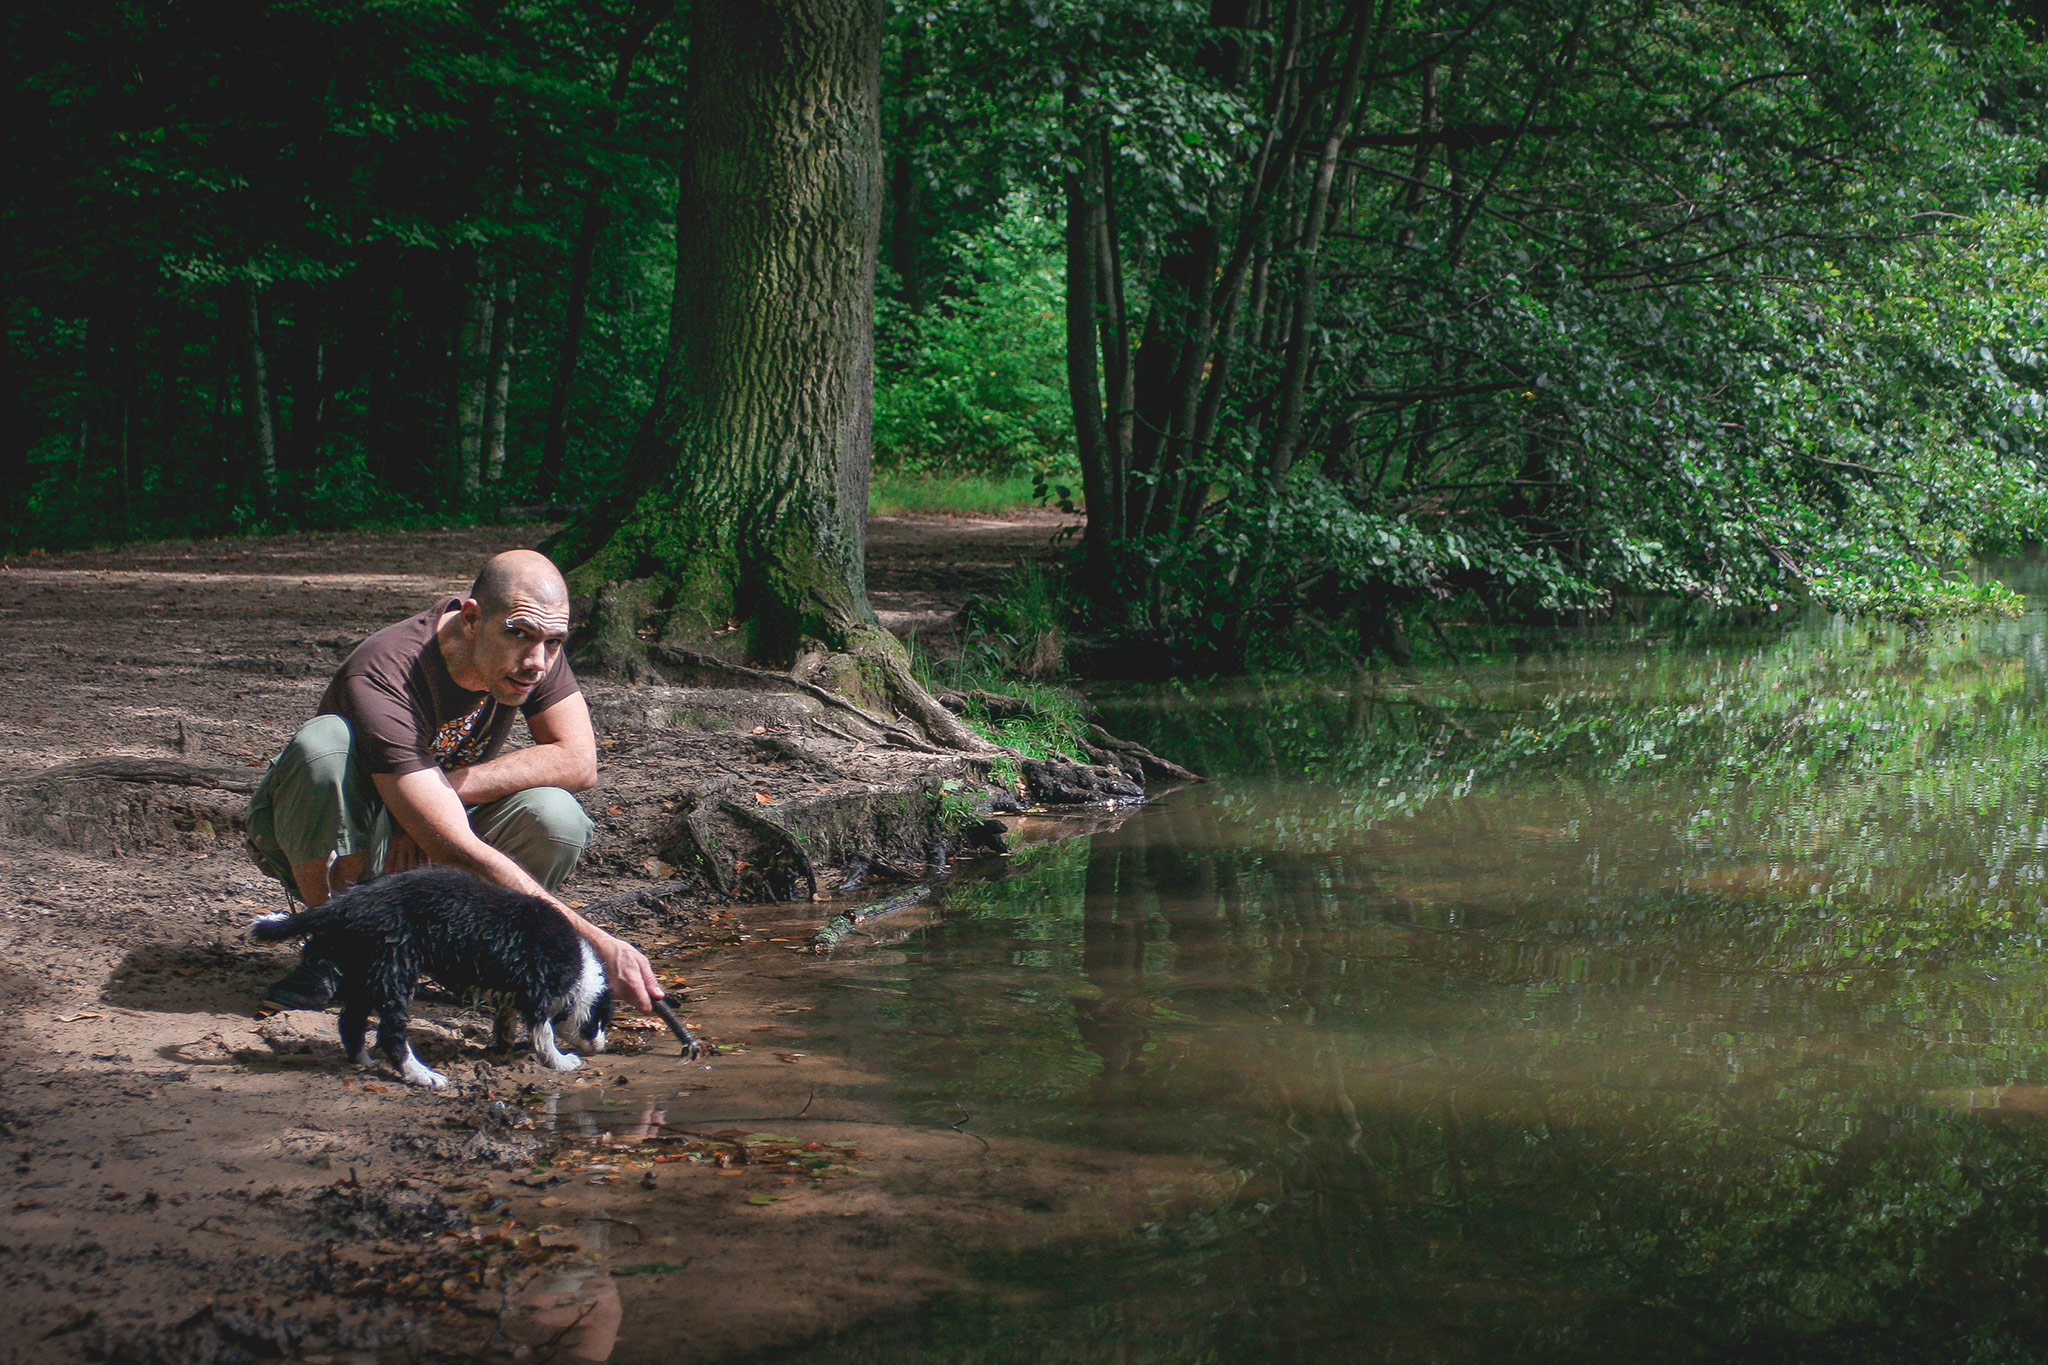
left=8, top=0, right=2048, bottom=668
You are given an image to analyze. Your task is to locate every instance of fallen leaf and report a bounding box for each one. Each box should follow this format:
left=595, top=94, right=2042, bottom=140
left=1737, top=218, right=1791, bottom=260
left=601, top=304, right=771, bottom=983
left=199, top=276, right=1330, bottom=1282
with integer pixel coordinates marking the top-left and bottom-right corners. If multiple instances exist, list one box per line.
left=607, top=805, right=622, bottom=816
left=538, top=1196, right=564, bottom=1208
left=174, top=968, right=201, bottom=977
left=747, top=1195, right=778, bottom=1205
left=362, top=1083, right=386, bottom=1093
left=776, top=1053, right=806, bottom=1063
left=752, top=726, right=767, bottom=735
left=754, top=792, right=773, bottom=805
left=53, top=1013, right=104, bottom=1023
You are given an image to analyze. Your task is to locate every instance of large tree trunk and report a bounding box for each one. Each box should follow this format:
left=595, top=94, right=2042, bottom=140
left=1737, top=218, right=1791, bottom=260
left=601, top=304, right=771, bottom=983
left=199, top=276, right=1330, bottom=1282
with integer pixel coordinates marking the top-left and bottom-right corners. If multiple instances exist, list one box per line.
left=549, top=0, right=990, bottom=752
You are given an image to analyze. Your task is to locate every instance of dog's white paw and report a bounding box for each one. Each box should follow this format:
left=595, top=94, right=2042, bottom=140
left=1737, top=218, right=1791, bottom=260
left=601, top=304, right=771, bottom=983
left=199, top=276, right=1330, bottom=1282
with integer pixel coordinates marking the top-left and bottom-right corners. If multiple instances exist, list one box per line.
left=400, top=1058, right=450, bottom=1089
left=544, top=1052, right=583, bottom=1072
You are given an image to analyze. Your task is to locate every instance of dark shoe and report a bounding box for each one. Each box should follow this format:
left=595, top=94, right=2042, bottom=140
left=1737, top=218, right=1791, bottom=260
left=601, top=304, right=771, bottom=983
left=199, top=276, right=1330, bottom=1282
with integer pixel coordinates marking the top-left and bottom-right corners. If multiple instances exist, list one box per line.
left=263, top=953, right=339, bottom=1010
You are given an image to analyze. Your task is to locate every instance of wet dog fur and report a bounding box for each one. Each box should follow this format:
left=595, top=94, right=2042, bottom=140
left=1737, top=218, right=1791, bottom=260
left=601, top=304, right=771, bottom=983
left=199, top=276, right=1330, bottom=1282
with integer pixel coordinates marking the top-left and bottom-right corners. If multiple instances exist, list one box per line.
left=250, top=866, right=611, bottom=1090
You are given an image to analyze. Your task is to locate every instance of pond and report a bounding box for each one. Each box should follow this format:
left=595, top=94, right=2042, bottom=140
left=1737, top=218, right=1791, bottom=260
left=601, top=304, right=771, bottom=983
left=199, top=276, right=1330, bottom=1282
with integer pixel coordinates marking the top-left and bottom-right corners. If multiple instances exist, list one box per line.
left=765, top=569, right=2048, bottom=1363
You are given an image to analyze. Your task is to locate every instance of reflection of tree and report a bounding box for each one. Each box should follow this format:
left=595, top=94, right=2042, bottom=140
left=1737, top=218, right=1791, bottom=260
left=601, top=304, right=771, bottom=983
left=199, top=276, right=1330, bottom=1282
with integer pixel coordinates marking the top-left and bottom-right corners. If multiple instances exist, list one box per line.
left=871, top=616, right=2048, bottom=1359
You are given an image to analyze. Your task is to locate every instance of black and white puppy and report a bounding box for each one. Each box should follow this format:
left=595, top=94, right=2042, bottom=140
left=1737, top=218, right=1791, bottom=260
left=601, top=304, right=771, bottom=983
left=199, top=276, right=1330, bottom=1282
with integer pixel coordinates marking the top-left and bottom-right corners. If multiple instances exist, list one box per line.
left=251, top=866, right=699, bottom=1090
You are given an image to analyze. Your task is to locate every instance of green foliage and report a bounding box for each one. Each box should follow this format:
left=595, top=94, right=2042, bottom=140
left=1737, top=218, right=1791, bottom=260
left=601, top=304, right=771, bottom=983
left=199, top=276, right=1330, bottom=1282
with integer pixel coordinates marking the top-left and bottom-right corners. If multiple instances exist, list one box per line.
left=932, top=777, right=984, bottom=834
left=894, top=0, right=2048, bottom=658
left=867, top=470, right=1045, bottom=515
left=874, top=193, right=1077, bottom=479
left=957, top=563, right=1072, bottom=680
left=6, top=0, right=686, bottom=547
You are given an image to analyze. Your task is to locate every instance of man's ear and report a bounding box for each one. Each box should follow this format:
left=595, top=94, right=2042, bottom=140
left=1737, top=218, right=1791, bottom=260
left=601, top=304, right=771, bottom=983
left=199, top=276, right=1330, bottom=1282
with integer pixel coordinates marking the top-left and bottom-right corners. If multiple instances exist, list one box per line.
left=459, top=599, right=482, bottom=630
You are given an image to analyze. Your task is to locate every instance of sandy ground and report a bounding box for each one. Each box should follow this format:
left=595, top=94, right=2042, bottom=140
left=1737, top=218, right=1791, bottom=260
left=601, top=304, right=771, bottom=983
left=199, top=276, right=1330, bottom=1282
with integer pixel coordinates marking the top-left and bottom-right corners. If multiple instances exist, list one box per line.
left=0, top=515, right=1226, bottom=1364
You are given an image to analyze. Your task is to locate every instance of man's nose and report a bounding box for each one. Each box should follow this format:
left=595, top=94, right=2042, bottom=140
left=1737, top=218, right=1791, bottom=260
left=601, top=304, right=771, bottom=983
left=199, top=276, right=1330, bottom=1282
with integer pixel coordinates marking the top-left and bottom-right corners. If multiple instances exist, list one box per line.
left=521, top=640, right=549, bottom=673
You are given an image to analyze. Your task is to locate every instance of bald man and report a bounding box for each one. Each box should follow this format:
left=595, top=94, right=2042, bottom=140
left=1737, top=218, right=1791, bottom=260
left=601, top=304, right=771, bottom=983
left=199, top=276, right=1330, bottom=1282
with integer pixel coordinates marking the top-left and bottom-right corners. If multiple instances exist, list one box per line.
left=244, top=550, right=662, bottom=1014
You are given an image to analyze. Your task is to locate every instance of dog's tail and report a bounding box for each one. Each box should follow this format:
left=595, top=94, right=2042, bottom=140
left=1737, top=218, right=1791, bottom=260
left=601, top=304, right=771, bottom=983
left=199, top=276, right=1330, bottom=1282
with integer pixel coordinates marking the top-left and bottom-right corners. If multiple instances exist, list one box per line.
left=249, top=903, right=350, bottom=943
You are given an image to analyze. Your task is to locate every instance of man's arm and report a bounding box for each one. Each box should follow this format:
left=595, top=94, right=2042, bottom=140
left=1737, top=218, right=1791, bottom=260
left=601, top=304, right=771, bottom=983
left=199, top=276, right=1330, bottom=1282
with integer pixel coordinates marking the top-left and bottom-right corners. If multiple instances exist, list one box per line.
left=371, top=764, right=662, bottom=1011
left=441, top=693, right=599, bottom=805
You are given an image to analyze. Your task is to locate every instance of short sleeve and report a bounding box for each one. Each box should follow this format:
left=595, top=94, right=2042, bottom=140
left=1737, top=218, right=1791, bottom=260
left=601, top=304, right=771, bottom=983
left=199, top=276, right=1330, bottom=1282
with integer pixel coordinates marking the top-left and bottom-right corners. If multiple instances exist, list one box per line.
left=337, top=670, right=438, bottom=776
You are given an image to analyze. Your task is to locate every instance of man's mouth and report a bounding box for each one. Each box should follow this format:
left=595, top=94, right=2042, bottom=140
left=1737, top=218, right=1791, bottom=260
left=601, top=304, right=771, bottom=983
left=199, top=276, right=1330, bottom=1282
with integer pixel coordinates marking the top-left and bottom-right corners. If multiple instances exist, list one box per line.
left=507, top=676, right=538, bottom=692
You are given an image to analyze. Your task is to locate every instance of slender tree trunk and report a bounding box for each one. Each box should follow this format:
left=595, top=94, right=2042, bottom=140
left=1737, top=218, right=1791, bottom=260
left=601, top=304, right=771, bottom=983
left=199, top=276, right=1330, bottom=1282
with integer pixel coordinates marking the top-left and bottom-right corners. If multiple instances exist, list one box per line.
left=456, top=257, right=493, bottom=499
left=113, top=298, right=136, bottom=519
left=0, top=316, right=32, bottom=546
left=238, top=285, right=280, bottom=510
left=1064, top=103, right=1118, bottom=592
left=78, top=311, right=100, bottom=495
left=1267, top=0, right=1379, bottom=491
left=538, top=0, right=672, bottom=500
left=482, top=273, right=517, bottom=484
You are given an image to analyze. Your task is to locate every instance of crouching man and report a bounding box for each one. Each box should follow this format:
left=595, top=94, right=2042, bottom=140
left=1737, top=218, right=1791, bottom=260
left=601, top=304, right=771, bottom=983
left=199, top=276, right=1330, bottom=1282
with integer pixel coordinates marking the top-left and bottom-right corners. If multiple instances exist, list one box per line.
left=244, top=548, right=661, bottom=1014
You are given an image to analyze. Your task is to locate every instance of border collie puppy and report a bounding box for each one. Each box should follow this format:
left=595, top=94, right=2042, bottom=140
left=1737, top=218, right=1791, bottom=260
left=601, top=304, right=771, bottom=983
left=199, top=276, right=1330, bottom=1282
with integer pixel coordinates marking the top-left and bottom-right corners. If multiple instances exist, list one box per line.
left=251, top=866, right=616, bottom=1090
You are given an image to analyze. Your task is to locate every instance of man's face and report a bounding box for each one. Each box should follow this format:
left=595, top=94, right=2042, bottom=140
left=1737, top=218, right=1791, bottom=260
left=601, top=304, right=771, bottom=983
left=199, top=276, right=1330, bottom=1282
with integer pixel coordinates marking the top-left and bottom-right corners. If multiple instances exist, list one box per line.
left=463, top=595, right=569, bottom=705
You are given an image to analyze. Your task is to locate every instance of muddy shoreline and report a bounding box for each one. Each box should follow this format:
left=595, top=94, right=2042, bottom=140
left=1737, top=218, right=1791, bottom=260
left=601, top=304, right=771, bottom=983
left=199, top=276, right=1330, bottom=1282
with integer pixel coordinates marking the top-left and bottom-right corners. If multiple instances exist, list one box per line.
left=0, top=519, right=1222, bottom=1363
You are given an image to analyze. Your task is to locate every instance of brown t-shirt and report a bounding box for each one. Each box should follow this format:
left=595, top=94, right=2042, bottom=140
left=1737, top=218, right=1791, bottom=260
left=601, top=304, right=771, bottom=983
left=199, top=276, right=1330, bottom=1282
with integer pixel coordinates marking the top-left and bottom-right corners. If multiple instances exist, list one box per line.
left=318, top=598, right=580, bottom=784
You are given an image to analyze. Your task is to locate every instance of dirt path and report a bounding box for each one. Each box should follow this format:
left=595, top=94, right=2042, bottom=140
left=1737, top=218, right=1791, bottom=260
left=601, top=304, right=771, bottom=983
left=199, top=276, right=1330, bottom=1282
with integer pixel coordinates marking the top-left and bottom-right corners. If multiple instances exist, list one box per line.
left=0, top=517, right=1207, bottom=1365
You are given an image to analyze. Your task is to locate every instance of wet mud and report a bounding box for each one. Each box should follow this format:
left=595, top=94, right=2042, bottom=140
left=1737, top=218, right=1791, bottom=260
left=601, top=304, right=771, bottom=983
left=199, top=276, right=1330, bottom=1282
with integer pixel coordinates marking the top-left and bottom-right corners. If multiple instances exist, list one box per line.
left=0, top=518, right=1225, bottom=1364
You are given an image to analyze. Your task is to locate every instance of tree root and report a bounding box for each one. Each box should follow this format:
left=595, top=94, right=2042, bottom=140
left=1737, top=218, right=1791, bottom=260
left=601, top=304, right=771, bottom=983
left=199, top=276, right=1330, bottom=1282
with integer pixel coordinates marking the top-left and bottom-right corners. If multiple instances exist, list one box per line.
left=1081, top=724, right=1199, bottom=785
left=650, top=643, right=944, bottom=752
left=1018, top=758, right=1144, bottom=805
left=4, top=758, right=263, bottom=794
left=717, top=798, right=819, bottom=901
left=1, top=758, right=256, bottom=856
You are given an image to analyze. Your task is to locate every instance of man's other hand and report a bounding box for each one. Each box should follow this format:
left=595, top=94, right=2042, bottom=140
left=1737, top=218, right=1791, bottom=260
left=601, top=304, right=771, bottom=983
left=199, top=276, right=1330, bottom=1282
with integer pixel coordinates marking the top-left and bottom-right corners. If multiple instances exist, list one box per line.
left=593, top=932, right=663, bottom=1013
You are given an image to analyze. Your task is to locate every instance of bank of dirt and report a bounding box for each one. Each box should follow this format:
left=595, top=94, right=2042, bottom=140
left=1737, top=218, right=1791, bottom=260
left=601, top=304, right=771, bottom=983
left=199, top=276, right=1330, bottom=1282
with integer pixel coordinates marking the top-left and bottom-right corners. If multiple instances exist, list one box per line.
left=0, top=518, right=1219, bottom=1363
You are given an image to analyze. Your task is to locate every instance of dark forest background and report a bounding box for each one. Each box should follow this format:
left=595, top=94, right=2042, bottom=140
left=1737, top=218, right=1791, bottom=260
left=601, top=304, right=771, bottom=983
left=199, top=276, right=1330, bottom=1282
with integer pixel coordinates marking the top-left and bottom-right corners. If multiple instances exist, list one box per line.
left=9, top=0, right=2048, bottom=666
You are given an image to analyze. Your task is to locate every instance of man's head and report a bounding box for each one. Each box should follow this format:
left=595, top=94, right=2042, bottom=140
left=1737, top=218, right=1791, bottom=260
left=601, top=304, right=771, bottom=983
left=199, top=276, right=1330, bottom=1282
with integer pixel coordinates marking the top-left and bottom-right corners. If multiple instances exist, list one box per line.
left=461, top=550, right=571, bottom=705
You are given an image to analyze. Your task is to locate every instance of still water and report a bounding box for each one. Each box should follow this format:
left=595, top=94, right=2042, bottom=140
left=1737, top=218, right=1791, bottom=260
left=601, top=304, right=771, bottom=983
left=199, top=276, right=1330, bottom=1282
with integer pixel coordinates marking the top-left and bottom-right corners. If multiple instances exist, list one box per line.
left=785, top=582, right=2048, bottom=1363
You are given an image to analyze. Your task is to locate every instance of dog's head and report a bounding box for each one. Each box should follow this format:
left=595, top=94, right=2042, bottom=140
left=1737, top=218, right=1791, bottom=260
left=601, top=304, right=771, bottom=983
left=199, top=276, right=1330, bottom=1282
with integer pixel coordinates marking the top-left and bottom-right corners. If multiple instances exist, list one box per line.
left=575, top=984, right=614, bottom=1052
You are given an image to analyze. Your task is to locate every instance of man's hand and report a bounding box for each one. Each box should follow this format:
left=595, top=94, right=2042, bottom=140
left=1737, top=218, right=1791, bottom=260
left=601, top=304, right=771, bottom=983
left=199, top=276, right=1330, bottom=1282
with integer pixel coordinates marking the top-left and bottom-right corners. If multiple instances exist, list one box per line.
left=590, top=931, right=663, bottom=1013
left=384, top=824, right=431, bottom=874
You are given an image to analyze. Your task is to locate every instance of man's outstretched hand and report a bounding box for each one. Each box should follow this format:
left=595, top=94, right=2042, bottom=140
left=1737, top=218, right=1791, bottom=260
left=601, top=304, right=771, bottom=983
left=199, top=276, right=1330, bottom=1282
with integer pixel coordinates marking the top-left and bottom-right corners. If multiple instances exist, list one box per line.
left=591, top=931, right=663, bottom=1013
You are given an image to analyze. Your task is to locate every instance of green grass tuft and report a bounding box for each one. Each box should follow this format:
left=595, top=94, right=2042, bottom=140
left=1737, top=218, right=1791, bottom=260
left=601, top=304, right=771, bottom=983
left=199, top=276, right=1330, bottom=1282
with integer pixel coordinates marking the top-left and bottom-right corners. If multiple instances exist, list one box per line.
left=868, top=472, right=1048, bottom=517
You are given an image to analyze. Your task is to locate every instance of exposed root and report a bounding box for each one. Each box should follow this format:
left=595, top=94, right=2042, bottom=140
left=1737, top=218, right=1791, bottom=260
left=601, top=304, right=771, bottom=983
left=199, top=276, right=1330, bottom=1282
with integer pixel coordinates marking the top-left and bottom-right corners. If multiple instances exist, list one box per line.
left=717, top=798, right=820, bottom=901
left=3, top=758, right=263, bottom=793
left=1, top=759, right=255, bottom=855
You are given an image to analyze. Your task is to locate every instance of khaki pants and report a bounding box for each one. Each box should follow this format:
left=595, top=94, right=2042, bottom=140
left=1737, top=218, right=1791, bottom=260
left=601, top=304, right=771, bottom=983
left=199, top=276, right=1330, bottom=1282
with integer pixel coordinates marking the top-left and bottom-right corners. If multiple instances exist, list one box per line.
left=244, top=714, right=593, bottom=894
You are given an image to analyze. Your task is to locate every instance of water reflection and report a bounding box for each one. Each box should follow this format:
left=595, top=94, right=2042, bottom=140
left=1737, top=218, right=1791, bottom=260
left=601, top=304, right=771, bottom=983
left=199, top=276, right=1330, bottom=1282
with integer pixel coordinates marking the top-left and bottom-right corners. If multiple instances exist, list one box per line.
left=789, top=603, right=2048, bottom=1363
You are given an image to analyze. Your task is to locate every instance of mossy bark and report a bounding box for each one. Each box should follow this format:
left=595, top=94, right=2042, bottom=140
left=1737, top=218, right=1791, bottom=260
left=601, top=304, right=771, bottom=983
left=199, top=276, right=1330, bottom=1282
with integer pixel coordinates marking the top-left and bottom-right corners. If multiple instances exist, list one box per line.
left=549, top=0, right=892, bottom=680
